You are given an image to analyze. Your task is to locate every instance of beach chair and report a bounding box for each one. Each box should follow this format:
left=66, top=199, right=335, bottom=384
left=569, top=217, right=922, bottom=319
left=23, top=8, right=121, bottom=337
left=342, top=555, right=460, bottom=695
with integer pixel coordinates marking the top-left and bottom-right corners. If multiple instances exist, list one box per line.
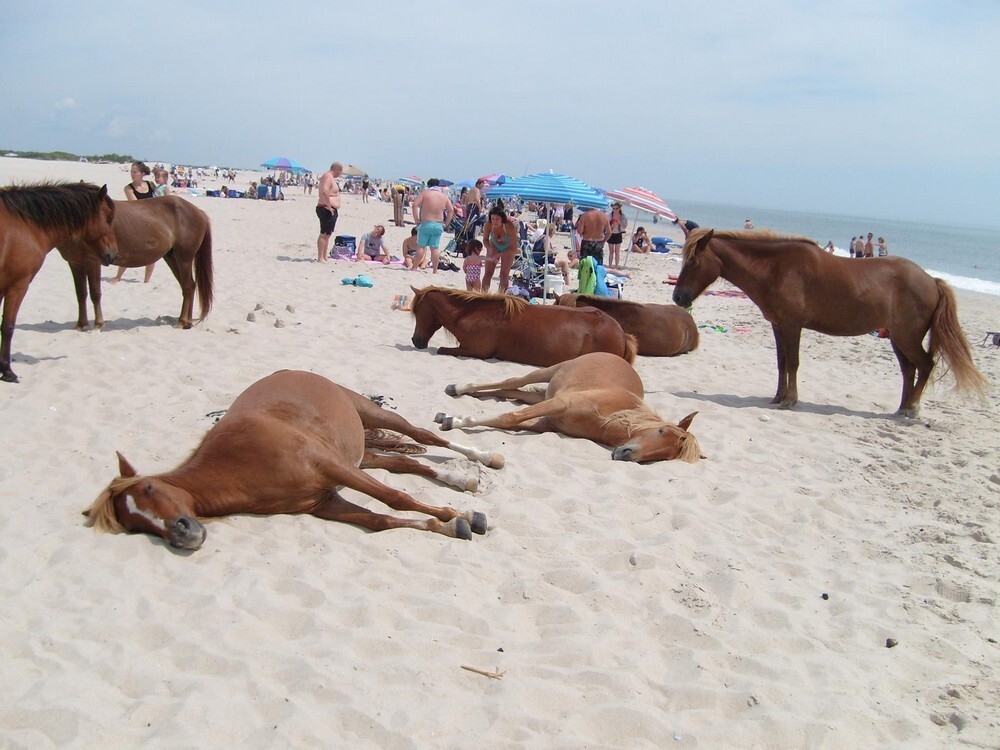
left=979, top=331, right=1000, bottom=348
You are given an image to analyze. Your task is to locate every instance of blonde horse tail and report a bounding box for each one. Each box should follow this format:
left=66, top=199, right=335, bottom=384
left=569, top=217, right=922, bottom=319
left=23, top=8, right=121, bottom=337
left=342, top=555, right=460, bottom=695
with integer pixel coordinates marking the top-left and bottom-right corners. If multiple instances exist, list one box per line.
left=623, top=334, right=639, bottom=364
left=930, top=279, right=989, bottom=398
left=195, top=221, right=214, bottom=320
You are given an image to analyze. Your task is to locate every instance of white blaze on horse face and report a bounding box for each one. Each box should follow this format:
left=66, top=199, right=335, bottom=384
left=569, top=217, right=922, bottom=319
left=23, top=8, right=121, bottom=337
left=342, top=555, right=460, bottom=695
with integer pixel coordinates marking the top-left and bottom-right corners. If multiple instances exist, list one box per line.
left=124, top=493, right=167, bottom=532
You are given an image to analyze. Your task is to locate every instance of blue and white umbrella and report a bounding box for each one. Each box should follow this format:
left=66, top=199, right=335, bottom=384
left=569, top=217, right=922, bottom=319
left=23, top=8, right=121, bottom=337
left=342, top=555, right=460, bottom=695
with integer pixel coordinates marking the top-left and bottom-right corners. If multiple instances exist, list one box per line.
left=484, top=172, right=608, bottom=210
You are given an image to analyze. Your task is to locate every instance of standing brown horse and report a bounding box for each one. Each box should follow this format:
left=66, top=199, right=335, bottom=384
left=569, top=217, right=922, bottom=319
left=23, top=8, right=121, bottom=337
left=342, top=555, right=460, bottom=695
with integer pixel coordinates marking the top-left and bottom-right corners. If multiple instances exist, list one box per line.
left=0, top=182, right=117, bottom=382
left=556, top=293, right=699, bottom=356
left=84, top=370, right=504, bottom=550
left=57, top=195, right=213, bottom=330
left=410, top=286, right=638, bottom=366
left=435, top=352, right=702, bottom=463
left=672, top=229, right=988, bottom=416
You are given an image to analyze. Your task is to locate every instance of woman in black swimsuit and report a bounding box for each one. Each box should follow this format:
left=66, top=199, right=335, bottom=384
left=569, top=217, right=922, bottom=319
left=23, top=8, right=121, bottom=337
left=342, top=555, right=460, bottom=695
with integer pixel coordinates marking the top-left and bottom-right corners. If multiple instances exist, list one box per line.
left=112, top=162, right=156, bottom=283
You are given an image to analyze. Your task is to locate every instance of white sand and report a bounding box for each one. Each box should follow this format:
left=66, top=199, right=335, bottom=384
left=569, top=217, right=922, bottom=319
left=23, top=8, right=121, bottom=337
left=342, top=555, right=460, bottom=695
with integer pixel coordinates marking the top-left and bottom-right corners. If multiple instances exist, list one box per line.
left=1, top=158, right=997, bottom=748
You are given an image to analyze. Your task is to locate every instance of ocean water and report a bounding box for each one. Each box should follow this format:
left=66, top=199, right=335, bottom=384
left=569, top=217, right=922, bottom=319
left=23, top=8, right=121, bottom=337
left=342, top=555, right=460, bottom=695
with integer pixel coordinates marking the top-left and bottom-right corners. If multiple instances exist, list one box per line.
left=665, top=199, right=1000, bottom=298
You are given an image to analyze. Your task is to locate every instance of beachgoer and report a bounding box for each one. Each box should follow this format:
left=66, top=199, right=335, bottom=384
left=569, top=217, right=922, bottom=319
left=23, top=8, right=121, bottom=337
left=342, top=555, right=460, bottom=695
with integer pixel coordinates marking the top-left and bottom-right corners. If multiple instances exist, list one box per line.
left=401, top=228, right=424, bottom=269
left=630, top=227, right=652, bottom=254
left=410, top=178, right=455, bottom=274
left=563, top=200, right=574, bottom=225
left=111, top=162, right=157, bottom=284
left=391, top=184, right=405, bottom=227
left=744, top=218, right=754, bottom=230
left=153, top=168, right=172, bottom=198
left=823, top=240, right=836, bottom=254
left=671, top=216, right=700, bottom=238
left=463, top=239, right=484, bottom=292
left=863, top=232, right=874, bottom=258
left=576, top=207, right=611, bottom=266
left=361, top=177, right=370, bottom=203
left=532, top=223, right=572, bottom=285
left=316, top=162, right=344, bottom=263
left=848, top=237, right=856, bottom=257
left=482, top=204, right=520, bottom=293
left=356, top=225, right=391, bottom=265
left=464, top=179, right=485, bottom=235
left=852, top=235, right=865, bottom=258
left=607, top=202, right=628, bottom=267
left=877, top=237, right=888, bottom=257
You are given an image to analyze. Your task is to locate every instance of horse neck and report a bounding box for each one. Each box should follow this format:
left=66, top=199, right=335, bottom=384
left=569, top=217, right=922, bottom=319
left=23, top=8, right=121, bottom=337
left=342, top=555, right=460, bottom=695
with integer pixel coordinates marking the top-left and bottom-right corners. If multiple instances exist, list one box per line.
left=713, top=238, right=777, bottom=293
left=158, top=447, right=252, bottom=515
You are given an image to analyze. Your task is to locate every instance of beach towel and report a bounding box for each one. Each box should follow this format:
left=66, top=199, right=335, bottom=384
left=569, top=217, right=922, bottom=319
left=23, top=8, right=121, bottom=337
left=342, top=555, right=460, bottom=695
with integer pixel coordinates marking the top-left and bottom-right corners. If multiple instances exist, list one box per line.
left=578, top=256, right=597, bottom=295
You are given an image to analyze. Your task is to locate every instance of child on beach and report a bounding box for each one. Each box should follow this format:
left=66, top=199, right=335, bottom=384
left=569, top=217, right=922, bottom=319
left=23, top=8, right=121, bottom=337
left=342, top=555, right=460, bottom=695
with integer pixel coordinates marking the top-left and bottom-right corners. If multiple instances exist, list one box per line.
left=463, top=239, right=484, bottom=292
left=153, top=169, right=171, bottom=197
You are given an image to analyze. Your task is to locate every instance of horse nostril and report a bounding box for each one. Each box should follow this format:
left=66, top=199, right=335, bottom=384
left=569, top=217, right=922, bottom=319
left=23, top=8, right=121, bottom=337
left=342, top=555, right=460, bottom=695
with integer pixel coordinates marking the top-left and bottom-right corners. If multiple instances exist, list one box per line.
left=175, top=517, right=192, bottom=532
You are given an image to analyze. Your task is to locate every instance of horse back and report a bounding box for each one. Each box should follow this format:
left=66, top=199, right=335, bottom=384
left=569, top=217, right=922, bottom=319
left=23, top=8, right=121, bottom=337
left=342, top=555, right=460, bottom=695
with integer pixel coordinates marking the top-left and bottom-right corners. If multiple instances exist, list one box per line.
left=496, top=305, right=631, bottom=366
left=562, top=295, right=698, bottom=356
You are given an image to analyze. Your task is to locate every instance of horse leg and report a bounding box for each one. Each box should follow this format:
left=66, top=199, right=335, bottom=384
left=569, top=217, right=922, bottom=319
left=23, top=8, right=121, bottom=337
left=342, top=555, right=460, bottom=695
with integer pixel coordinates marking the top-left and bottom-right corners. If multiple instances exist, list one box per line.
left=361, top=450, right=479, bottom=493
left=1, top=283, right=30, bottom=382
left=348, top=390, right=503, bottom=469
left=437, top=397, right=566, bottom=434
left=446, top=364, right=562, bottom=398
left=890, top=335, right=934, bottom=418
left=160, top=251, right=194, bottom=328
left=315, top=465, right=486, bottom=539
left=779, top=327, right=802, bottom=408
left=69, top=263, right=90, bottom=330
left=770, top=324, right=787, bottom=404
left=311, top=490, right=477, bottom=539
left=86, top=261, right=105, bottom=330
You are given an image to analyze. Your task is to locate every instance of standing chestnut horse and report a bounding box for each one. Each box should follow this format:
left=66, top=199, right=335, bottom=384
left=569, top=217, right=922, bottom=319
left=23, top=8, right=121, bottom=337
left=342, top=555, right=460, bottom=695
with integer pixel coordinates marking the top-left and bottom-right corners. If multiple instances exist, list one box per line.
left=556, top=293, right=699, bottom=356
left=0, top=182, right=117, bottom=382
left=435, top=352, right=702, bottom=463
left=57, top=195, right=213, bottom=330
left=410, top=286, right=637, bottom=366
left=672, top=229, right=988, bottom=416
left=84, top=370, right=503, bottom=550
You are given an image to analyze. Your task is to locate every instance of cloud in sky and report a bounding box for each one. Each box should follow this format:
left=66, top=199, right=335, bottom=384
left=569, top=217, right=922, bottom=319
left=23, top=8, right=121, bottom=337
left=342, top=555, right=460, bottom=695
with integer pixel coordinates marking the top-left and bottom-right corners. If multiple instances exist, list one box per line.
left=54, top=97, right=76, bottom=110
left=0, top=1, right=998, bottom=226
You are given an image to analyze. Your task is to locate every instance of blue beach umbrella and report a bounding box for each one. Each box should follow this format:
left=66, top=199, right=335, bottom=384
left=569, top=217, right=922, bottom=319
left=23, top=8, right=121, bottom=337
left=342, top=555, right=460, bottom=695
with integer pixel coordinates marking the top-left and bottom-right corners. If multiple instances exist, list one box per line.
left=484, top=172, right=608, bottom=210
left=261, top=157, right=310, bottom=173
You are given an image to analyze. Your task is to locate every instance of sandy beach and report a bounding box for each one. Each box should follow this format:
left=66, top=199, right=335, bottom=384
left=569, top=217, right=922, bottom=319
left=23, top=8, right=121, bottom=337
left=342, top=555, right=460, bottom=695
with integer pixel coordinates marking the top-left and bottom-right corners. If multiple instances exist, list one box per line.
left=1, top=158, right=997, bottom=748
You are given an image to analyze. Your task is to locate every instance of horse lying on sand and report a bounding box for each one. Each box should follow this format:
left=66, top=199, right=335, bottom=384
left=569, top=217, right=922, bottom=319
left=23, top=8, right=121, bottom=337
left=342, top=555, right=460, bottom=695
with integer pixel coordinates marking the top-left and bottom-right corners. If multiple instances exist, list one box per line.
left=58, top=195, right=213, bottom=330
left=84, top=370, right=504, bottom=550
left=410, top=286, right=637, bottom=367
left=0, top=182, right=117, bottom=382
left=555, top=293, right=699, bottom=356
left=435, top=352, right=702, bottom=463
left=672, top=228, right=989, bottom=417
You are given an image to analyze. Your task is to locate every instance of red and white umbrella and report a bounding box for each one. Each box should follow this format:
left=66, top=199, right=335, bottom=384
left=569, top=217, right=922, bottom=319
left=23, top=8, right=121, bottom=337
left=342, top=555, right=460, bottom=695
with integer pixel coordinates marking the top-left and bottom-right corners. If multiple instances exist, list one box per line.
left=603, top=186, right=676, bottom=220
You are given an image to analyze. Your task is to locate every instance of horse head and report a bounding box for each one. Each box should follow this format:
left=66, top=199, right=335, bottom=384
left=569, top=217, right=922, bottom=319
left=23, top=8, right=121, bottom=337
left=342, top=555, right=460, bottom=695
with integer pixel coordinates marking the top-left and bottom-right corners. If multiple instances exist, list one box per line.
left=610, top=412, right=702, bottom=463
left=83, top=184, right=118, bottom=266
left=83, top=452, right=206, bottom=550
left=410, top=285, right=443, bottom=349
left=672, top=229, right=718, bottom=308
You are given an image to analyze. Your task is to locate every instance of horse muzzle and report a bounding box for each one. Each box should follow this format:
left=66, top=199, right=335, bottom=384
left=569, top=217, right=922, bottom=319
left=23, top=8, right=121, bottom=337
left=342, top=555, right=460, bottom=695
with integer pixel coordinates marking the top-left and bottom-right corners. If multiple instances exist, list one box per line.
left=611, top=445, right=638, bottom=462
left=101, top=248, right=119, bottom=266
left=411, top=335, right=428, bottom=349
left=672, top=289, right=692, bottom=308
left=169, top=516, right=207, bottom=550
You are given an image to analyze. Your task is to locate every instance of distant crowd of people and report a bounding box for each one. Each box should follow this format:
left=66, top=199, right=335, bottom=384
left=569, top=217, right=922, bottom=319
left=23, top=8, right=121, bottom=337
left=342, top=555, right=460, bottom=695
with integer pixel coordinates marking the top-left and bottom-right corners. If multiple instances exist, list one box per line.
left=848, top=232, right=889, bottom=258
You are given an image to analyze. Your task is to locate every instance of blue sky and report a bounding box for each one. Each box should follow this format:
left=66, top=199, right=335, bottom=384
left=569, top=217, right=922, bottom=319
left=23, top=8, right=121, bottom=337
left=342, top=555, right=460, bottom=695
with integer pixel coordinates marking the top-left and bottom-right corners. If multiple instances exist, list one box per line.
left=1, top=1, right=998, bottom=227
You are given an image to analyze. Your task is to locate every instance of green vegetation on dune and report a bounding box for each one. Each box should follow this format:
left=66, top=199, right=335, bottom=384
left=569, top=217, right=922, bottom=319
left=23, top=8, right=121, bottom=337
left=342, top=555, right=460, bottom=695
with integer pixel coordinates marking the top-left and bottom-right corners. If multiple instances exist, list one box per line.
left=1, top=149, right=137, bottom=163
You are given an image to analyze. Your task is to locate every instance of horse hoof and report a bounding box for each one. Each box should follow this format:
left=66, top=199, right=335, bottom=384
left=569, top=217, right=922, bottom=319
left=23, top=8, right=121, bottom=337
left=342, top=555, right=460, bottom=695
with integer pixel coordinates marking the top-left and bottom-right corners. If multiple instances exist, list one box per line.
left=464, top=475, right=479, bottom=492
left=1, top=371, right=19, bottom=383
left=488, top=452, right=505, bottom=470
left=455, top=518, right=472, bottom=541
left=434, top=412, right=445, bottom=423
left=439, top=416, right=454, bottom=431
left=470, top=511, right=487, bottom=535
left=445, top=384, right=458, bottom=396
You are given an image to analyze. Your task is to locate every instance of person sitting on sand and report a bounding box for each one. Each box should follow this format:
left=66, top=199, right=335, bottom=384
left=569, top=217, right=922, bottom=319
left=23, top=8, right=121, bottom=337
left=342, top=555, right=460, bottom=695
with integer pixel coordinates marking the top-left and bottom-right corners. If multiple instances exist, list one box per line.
left=401, top=228, right=425, bottom=269
left=356, top=225, right=391, bottom=265
left=630, top=227, right=652, bottom=254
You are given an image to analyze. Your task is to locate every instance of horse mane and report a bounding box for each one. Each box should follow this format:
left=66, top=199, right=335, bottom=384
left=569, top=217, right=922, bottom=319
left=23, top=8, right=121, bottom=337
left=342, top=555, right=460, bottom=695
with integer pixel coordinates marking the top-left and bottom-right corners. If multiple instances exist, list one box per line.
left=412, top=286, right=529, bottom=319
left=82, top=475, right=145, bottom=533
left=601, top=406, right=703, bottom=464
left=682, top=228, right=816, bottom=261
left=0, top=182, right=112, bottom=234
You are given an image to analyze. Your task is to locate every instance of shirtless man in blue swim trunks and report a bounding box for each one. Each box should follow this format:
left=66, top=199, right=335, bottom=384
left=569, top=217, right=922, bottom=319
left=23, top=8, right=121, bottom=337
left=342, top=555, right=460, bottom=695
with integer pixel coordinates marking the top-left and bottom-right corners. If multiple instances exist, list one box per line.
left=410, top=178, right=455, bottom=273
left=316, top=162, right=343, bottom=262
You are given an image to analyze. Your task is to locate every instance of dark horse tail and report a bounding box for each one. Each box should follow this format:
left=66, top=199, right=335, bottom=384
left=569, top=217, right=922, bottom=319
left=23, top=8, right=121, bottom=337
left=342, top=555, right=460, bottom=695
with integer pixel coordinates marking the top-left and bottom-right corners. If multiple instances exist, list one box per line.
left=195, top=222, right=214, bottom=321
left=623, top=334, right=639, bottom=364
left=930, top=279, right=988, bottom=397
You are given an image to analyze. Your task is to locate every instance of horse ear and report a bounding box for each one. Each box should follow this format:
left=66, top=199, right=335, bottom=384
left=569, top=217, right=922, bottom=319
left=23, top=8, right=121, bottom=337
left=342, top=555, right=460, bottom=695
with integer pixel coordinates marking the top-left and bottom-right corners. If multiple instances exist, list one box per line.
left=677, top=411, right=699, bottom=432
left=116, top=451, right=137, bottom=477
left=98, top=184, right=108, bottom=200
left=410, top=285, right=419, bottom=294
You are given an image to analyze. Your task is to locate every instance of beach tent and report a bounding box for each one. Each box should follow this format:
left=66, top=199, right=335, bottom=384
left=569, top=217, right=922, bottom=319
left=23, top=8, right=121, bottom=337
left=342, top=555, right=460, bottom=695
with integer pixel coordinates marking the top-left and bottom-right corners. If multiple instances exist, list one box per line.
left=484, top=172, right=608, bottom=210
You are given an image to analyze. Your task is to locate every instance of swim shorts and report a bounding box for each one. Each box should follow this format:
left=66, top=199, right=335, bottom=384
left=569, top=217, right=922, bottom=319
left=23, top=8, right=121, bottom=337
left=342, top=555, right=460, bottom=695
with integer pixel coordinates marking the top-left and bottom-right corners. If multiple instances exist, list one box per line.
left=316, top=206, right=339, bottom=235
left=417, top=221, right=444, bottom=248
left=608, top=232, right=624, bottom=245
left=580, top=239, right=605, bottom=266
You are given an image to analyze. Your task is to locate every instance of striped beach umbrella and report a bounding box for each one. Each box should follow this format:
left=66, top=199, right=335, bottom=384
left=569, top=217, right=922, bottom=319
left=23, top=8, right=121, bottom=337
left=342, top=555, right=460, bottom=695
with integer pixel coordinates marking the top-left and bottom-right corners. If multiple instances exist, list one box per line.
left=603, top=186, right=676, bottom=221
left=484, top=172, right=608, bottom=210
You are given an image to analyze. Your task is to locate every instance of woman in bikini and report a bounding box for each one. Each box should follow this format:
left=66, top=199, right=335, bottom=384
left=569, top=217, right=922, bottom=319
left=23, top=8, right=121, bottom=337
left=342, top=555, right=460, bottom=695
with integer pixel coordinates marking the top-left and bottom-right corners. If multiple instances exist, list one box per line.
left=607, top=202, right=628, bottom=268
left=481, top=204, right=519, bottom=293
